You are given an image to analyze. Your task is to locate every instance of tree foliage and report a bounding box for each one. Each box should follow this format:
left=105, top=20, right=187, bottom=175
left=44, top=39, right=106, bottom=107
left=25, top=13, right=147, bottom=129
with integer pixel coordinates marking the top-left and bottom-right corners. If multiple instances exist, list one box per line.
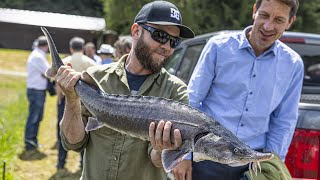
left=1, top=0, right=320, bottom=35
left=0, top=0, right=104, bottom=17
left=103, top=0, right=320, bottom=35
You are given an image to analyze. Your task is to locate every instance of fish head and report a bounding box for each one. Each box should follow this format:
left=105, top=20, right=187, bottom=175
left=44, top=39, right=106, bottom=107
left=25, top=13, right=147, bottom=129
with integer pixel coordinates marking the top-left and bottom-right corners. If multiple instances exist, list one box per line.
left=193, top=132, right=273, bottom=166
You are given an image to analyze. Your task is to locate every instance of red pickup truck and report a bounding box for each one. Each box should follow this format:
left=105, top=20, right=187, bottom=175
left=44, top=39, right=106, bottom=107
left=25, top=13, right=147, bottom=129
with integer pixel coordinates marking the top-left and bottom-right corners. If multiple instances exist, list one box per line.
left=165, top=31, right=320, bottom=180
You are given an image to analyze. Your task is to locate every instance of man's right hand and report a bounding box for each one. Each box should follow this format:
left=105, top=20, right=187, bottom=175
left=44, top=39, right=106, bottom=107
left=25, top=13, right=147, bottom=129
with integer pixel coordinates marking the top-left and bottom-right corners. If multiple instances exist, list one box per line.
left=55, top=63, right=81, bottom=100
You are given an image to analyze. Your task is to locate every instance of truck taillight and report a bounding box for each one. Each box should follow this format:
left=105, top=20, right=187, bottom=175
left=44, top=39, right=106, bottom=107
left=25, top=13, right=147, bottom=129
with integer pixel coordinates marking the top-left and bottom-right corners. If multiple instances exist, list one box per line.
left=285, top=129, right=320, bottom=180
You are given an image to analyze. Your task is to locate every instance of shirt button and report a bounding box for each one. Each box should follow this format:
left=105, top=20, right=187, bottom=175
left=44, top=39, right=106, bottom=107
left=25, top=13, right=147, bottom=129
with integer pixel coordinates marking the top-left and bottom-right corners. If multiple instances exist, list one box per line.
left=245, top=108, right=248, bottom=111
left=249, top=92, right=253, bottom=95
left=113, top=156, right=117, bottom=161
left=253, top=74, right=256, bottom=78
left=240, top=124, right=244, bottom=127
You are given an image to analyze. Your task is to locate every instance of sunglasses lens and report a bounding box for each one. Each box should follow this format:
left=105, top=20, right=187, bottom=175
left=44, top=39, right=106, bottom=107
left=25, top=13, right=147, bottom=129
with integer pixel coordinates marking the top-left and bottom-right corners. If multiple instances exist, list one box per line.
left=141, top=24, right=181, bottom=48
left=152, top=30, right=170, bottom=44
left=170, top=38, right=181, bottom=48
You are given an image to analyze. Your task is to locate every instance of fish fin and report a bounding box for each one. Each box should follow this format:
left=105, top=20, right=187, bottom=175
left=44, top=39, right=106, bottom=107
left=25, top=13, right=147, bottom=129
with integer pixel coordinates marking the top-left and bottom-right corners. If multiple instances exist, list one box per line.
left=161, top=149, right=191, bottom=173
left=85, top=117, right=104, bottom=132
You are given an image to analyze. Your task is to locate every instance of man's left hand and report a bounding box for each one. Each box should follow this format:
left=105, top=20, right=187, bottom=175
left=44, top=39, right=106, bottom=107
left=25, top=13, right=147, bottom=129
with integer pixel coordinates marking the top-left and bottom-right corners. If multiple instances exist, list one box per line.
left=171, top=160, right=192, bottom=180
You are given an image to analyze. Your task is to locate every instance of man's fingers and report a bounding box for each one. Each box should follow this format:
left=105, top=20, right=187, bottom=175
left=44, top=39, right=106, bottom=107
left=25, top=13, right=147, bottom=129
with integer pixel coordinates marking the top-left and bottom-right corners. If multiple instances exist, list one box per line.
left=66, top=62, right=73, bottom=68
left=149, top=122, right=156, bottom=147
left=173, top=172, right=179, bottom=180
left=155, top=120, right=165, bottom=150
left=178, top=172, right=186, bottom=180
left=163, top=121, right=172, bottom=148
left=173, top=129, right=182, bottom=149
left=186, top=169, right=192, bottom=180
left=65, top=71, right=81, bottom=88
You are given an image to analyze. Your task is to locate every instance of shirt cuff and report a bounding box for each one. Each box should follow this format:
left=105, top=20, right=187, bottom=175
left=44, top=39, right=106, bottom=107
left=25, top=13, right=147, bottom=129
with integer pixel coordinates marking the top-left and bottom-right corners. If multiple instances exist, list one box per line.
left=183, top=152, right=192, bottom=160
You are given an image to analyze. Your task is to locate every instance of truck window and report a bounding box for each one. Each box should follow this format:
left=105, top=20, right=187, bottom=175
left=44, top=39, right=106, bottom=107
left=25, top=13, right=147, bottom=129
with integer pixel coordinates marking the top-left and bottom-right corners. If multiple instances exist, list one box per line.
left=284, top=43, right=320, bottom=86
left=176, top=44, right=205, bottom=83
left=165, top=48, right=183, bottom=75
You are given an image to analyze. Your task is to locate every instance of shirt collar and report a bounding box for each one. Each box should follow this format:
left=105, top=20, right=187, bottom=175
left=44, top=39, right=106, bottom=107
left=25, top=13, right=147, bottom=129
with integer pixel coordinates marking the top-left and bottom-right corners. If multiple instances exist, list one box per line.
left=239, top=25, right=278, bottom=57
left=35, top=47, right=46, bottom=56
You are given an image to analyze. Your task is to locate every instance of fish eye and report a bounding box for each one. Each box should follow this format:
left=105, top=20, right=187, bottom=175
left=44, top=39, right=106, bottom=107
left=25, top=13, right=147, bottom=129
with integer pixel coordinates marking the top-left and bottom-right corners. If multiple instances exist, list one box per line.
left=234, top=148, right=238, bottom=153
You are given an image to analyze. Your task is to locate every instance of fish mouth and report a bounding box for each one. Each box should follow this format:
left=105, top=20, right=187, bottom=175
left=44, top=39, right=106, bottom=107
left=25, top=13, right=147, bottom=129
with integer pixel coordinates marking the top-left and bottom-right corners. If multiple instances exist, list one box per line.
left=235, top=151, right=274, bottom=164
left=218, top=151, right=274, bottom=166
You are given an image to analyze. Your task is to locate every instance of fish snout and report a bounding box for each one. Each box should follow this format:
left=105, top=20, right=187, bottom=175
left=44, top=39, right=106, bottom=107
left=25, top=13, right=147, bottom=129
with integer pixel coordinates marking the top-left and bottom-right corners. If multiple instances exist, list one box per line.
left=253, top=151, right=274, bottom=162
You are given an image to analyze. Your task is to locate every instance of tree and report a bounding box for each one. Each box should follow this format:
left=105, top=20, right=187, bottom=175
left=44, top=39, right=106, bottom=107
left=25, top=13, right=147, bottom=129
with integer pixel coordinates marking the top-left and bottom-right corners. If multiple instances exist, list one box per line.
left=0, top=0, right=104, bottom=17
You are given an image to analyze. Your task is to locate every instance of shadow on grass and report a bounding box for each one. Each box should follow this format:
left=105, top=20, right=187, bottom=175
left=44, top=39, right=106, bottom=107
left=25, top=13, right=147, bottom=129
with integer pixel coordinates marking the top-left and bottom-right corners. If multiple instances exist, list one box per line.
left=48, top=168, right=82, bottom=180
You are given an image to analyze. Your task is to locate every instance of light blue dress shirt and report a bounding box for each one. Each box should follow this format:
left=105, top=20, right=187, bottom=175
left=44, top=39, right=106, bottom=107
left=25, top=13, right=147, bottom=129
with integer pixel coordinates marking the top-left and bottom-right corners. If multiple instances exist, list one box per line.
left=188, top=26, right=304, bottom=160
left=101, top=58, right=113, bottom=64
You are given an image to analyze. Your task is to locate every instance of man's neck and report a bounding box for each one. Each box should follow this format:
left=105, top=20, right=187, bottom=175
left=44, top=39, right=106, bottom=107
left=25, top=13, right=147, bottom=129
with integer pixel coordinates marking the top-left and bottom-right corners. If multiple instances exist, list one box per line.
left=125, top=52, right=152, bottom=75
left=246, top=31, right=266, bottom=57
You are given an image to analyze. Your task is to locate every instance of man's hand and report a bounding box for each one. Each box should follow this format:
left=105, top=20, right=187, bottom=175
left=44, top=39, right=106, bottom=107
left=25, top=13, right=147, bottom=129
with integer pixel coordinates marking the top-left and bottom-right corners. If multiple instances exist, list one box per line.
left=55, top=64, right=81, bottom=100
left=149, top=120, right=182, bottom=167
left=171, top=160, right=192, bottom=180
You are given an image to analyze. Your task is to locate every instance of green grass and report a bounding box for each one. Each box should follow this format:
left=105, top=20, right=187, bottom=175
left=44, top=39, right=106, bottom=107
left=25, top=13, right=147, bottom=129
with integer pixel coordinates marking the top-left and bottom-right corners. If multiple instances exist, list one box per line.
left=0, top=49, right=30, bottom=72
left=0, top=48, right=80, bottom=179
left=0, top=75, right=27, bottom=179
left=0, top=48, right=66, bottom=72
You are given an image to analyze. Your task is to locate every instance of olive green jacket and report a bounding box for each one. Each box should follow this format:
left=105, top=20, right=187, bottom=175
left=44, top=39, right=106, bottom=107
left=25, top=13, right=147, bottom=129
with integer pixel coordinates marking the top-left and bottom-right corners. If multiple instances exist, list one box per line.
left=244, top=153, right=292, bottom=180
left=61, top=55, right=188, bottom=180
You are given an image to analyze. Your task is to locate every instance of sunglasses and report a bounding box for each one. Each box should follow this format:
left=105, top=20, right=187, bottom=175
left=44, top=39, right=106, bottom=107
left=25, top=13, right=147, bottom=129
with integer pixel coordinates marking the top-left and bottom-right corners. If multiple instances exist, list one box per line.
left=139, top=24, right=181, bottom=48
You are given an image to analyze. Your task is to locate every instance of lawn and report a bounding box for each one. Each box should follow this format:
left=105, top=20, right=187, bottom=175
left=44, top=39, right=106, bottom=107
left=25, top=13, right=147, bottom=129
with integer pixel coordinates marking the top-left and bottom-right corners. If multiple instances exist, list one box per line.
left=0, top=49, right=30, bottom=72
left=0, top=48, right=80, bottom=180
left=0, top=75, right=27, bottom=179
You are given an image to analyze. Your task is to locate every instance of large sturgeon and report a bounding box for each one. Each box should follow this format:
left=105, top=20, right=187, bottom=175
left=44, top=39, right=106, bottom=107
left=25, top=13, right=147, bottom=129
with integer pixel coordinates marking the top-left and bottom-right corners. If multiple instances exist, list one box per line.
left=41, top=27, right=273, bottom=174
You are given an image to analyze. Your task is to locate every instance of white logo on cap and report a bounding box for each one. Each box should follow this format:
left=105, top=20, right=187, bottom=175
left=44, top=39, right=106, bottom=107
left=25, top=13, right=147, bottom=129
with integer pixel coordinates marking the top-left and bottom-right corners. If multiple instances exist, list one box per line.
left=170, top=8, right=180, bottom=21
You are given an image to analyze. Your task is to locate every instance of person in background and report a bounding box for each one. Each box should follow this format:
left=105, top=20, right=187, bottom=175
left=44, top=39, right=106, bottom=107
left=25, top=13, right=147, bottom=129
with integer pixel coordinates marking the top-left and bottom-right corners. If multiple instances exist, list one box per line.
left=56, top=1, right=195, bottom=179
left=56, top=37, right=96, bottom=170
left=84, top=42, right=102, bottom=64
left=187, top=0, right=303, bottom=179
left=24, top=36, right=49, bottom=153
left=97, top=44, right=115, bottom=64
left=114, top=36, right=133, bottom=60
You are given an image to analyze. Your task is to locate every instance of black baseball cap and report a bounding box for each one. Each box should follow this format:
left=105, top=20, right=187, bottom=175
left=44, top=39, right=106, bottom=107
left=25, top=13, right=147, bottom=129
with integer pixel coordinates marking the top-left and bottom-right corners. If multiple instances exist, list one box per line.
left=134, top=1, right=195, bottom=38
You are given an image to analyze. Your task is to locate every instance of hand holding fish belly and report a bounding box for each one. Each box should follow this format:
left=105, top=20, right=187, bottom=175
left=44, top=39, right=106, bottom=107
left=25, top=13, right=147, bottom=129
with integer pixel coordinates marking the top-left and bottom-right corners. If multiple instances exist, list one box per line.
left=149, top=120, right=182, bottom=167
left=149, top=121, right=192, bottom=180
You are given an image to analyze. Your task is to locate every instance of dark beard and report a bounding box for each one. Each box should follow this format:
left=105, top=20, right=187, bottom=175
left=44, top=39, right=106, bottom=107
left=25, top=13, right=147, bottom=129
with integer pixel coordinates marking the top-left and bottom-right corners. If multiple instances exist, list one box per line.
left=134, top=32, right=169, bottom=73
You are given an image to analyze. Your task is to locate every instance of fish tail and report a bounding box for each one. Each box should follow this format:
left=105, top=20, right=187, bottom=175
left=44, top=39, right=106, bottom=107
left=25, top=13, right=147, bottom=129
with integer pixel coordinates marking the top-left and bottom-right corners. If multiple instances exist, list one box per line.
left=40, top=27, right=64, bottom=78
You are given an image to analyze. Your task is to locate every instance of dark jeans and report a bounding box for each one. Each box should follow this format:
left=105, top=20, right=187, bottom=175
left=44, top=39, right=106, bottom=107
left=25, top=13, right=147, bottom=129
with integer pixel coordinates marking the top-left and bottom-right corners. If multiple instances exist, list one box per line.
left=57, top=96, right=84, bottom=169
left=57, top=96, right=67, bottom=168
left=25, top=89, right=46, bottom=150
left=192, top=160, right=249, bottom=180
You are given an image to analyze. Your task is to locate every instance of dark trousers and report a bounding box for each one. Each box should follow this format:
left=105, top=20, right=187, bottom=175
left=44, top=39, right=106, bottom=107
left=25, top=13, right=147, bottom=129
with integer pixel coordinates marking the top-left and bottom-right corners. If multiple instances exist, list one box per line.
left=57, top=96, right=67, bottom=168
left=192, top=160, right=249, bottom=180
left=56, top=96, right=83, bottom=169
left=25, top=89, right=46, bottom=150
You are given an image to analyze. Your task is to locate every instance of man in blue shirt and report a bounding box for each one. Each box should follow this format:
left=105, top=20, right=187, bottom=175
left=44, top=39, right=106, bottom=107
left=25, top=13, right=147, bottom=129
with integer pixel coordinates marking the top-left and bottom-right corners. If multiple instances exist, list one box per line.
left=186, top=0, right=303, bottom=179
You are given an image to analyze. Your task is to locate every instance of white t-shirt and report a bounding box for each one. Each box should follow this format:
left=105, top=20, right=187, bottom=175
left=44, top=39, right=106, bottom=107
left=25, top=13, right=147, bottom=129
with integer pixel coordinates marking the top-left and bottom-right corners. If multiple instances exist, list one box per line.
left=26, top=48, right=49, bottom=90
left=62, top=52, right=96, bottom=72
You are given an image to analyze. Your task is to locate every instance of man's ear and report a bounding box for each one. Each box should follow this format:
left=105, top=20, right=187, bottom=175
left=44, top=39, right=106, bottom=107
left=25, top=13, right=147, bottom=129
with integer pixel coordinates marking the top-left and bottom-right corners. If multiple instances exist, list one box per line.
left=252, top=4, right=257, bottom=20
left=286, top=16, right=296, bottom=30
left=131, top=23, right=140, bottom=39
